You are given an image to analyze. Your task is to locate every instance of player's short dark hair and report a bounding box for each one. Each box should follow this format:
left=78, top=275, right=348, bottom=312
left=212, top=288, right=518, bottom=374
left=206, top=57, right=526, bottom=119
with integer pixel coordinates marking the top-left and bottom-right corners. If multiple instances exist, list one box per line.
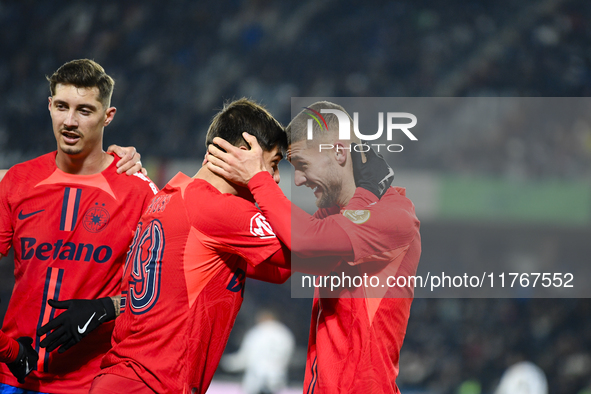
left=47, top=59, right=115, bottom=108
left=286, top=101, right=353, bottom=145
left=206, top=98, right=287, bottom=154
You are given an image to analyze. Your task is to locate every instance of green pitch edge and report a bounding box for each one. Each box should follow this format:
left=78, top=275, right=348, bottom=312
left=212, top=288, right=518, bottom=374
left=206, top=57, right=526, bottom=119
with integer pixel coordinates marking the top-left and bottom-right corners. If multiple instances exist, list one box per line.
left=437, top=175, right=591, bottom=226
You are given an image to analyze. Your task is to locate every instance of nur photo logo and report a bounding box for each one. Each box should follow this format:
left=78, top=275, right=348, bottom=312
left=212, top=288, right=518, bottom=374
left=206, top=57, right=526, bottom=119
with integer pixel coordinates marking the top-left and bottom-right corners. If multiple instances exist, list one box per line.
left=303, top=107, right=418, bottom=152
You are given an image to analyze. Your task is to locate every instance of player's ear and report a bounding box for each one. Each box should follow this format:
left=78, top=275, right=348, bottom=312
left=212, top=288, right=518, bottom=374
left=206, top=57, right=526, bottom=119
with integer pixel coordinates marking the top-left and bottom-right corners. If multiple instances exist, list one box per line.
left=48, top=97, right=52, bottom=112
left=334, top=142, right=348, bottom=166
left=104, top=107, right=116, bottom=126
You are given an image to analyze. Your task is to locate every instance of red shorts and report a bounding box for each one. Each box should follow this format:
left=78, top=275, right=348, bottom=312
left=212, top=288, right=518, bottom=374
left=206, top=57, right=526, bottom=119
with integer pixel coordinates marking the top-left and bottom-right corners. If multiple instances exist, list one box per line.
left=89, top=374, right=156, bottom=394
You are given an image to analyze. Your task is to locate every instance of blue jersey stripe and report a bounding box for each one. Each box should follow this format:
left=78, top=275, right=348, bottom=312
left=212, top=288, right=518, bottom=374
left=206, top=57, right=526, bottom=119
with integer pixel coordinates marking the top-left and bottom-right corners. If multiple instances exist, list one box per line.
left=42, top=269, right=64, bottom=372
left=70, top=188, right=82, bottom=231
left=35, top=268, right=53, bottom=355
left=35, top=267, right=65, bottom=372
left=307, top=356, right=318, bottom=394
left=59, top=188, right=70, bottom=231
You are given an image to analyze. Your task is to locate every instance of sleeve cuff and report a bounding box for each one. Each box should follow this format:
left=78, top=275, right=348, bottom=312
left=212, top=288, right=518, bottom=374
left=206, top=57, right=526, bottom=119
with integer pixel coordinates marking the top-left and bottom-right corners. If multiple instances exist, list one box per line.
left=0, top=335, right=20, bottom=364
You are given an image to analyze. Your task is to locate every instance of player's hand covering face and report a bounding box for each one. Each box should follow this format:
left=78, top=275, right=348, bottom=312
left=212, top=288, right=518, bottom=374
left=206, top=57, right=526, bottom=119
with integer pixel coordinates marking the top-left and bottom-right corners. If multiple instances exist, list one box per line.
left=206, top=132, right=282, bottom=185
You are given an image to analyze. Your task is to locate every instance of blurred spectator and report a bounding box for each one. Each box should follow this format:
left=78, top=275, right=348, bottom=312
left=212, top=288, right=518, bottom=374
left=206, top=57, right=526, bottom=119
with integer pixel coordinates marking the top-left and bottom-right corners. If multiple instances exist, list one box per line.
left=494, top=361, right=548, bottom=394
left=221, top=309, right=295, bottom=394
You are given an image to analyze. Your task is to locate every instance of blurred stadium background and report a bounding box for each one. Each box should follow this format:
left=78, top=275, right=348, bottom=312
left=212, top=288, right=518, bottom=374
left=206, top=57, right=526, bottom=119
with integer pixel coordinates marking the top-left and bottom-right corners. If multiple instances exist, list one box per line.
left=1, top=1, right=591, bottom=393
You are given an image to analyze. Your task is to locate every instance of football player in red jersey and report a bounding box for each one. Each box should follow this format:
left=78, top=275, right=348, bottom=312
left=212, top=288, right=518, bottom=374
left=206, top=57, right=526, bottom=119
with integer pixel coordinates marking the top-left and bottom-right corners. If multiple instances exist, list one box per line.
left=0, top=59, right=157, bottom=393
left=92, top=98, right=291, bottom=394
left=207, top=101, right=421, bottom=394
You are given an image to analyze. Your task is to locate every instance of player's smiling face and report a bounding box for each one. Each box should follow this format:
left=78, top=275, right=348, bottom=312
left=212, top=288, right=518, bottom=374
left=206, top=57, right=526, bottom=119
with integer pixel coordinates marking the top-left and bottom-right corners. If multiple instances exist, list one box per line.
left=288, top=140, right=342, bottom=208
left=49, top=83, right=116, bottom=158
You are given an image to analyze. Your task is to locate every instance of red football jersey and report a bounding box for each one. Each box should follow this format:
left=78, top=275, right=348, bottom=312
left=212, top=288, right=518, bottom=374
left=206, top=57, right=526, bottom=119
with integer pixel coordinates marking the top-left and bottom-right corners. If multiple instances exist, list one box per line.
left=303, top=187, right=421, bottom=394
left=0, top=152, right=157, bottom=393
left=99, top=173, right=285, bottom=394
left=245, top=173, right=421, bottom=393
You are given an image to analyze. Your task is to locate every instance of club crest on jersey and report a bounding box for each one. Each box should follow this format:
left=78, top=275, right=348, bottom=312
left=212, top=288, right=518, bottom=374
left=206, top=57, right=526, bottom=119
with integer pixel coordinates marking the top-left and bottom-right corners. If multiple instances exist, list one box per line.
left=250, top=213, right=276, bottom=239
left=343, top=210, right=371, bottom=224
left=82, top=203, right=110, bottom=233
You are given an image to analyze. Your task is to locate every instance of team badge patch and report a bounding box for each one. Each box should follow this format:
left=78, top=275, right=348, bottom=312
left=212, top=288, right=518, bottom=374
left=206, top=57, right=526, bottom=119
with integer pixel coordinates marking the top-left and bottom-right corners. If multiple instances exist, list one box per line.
left=83, top=203, right=111, bottom=233
left=250, top=212, right=276, bottom=239
left=343, top=210, right=371, bottom=224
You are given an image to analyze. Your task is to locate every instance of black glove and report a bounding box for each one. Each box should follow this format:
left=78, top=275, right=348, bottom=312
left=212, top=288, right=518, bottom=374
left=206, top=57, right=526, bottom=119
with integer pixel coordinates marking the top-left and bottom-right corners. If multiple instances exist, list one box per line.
left=37, top=298, right=116, bottom=353
left=7, top=337, right=38, bottom=384
left=351, top=143, right=394, bottom=199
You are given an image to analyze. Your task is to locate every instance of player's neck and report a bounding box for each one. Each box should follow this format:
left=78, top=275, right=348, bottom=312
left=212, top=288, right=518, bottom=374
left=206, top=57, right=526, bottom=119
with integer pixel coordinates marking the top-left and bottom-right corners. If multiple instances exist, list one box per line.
left=194, top=166, right=240, bottom=195
left=56, top=149, right=114, bottom=175
left=339, top=178, right=357, bottom=207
